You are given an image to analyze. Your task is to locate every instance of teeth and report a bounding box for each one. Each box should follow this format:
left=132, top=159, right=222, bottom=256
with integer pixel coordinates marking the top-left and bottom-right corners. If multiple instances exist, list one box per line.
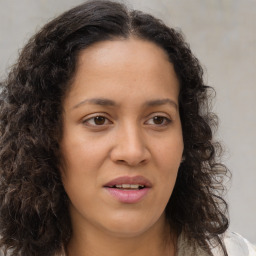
left=123, top=184, right=131, bottom=189
left=112, top=184, right=145, bottom=189
left=130, top=184, right=139, bottom=189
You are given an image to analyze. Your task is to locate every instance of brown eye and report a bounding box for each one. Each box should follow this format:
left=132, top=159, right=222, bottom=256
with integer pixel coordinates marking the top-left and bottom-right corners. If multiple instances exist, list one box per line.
left=83, top=115, right=112, bottom=127
left=94, top=116, right=106, bottom=125
left=153, top=116, right=165, bottom=125
left=145, top=115, right=171, bottom=126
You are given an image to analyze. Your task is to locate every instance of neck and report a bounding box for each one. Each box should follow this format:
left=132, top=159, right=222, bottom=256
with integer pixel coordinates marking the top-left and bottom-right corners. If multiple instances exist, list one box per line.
left=66, top=215, right=176, bottom=256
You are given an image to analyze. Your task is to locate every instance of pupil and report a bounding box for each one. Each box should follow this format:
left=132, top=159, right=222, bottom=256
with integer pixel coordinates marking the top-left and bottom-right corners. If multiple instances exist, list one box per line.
left=153, top=116, right=164, bottom=124
left=94, top=116, right=105, bottom=125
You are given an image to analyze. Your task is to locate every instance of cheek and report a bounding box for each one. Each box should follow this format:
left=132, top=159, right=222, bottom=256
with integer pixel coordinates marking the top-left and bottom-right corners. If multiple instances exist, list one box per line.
left=59, top=133, right=113, bottom=200
left=59, top=143, right=101, bottom=216
left=61, top=134, right=108, bottom=174
left=154, top=135, right=183, bottom=167
left=59, top=141, right=95, bottom=195
left=152, top=134, right=183, bottom=194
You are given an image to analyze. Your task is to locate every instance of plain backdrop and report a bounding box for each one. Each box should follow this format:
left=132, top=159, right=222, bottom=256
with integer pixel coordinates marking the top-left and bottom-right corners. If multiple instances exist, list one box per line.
left=0, top=0, right=255, bottom=243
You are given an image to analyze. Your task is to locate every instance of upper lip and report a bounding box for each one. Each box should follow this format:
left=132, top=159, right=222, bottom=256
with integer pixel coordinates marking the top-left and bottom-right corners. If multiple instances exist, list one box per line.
left=104, top=175, right=152, bottom=188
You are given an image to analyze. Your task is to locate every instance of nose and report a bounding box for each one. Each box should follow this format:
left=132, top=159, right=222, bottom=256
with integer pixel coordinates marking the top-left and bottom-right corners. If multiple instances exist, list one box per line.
left=110, top=125, right=150, bottom=167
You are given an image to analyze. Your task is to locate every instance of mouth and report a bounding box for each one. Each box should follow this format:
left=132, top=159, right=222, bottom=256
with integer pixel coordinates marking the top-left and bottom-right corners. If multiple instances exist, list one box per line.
left=106, top=184, right=146, bottom=190
left=103, top=176, right=152, bottom=203
left=104, top=175, right=152, bottom=189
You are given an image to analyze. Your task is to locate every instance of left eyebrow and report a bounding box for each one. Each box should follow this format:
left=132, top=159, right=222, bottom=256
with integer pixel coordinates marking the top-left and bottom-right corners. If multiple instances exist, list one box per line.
left=72, top=98, right=116, bottom=109
left=144, top=98, right=178, bottom=109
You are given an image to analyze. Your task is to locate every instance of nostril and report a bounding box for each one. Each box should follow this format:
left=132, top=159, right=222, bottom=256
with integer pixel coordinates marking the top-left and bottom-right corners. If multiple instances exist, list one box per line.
left=116, top=160, right=126, bottom=164
left=115, top=158, right=148, bottom=166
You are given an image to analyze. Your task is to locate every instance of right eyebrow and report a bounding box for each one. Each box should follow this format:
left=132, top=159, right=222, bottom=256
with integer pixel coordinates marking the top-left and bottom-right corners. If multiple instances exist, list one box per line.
left=144, top=98, right=178, bottom=110
left=72, top=98, right=116, bottom=109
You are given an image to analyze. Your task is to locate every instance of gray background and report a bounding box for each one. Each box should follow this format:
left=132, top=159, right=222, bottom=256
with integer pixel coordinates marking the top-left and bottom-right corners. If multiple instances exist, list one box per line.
left=0, top=0, right=255, bottom=243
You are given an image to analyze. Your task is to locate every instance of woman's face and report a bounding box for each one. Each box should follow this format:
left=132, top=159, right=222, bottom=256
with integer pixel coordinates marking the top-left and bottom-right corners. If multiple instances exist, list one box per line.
left=60, top=38, right=184, bottom=238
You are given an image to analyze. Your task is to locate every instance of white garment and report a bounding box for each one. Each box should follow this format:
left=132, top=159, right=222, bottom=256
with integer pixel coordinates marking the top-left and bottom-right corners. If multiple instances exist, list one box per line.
left=177, top=231, right=256, bottom=256
left=223, top=232, right=256, bottom=256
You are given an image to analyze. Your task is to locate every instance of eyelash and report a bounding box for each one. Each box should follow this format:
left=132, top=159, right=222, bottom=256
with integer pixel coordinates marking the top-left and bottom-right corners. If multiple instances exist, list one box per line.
left=82, top=115, right=112, bottom=127
left=145, top=115, right=172, bottom=126
left=82, top=114, right=172, bottom=128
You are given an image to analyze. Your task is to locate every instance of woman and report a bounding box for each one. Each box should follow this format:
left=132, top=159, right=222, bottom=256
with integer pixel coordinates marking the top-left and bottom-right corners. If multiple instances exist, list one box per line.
left=0, top=1, right=255, bottom=256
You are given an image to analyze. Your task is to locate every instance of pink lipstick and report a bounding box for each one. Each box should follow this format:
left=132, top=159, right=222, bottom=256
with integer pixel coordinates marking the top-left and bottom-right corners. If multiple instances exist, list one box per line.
left=104, top=176, right=152, bottom=204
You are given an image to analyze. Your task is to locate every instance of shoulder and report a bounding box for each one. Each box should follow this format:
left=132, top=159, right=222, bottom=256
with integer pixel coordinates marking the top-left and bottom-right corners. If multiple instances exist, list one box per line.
left=212, top=231, right=256, bottom=256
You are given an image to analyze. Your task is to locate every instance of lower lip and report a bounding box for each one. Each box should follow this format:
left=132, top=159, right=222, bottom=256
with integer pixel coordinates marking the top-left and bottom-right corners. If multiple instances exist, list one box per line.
left=104, top=188, right=150, bottom=203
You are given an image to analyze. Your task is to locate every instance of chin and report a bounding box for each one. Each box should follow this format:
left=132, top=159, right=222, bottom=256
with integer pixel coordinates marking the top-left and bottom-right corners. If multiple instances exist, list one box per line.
left=104, top=225, right=152, bottom=238
left=99, top=211, right=165, bottom=238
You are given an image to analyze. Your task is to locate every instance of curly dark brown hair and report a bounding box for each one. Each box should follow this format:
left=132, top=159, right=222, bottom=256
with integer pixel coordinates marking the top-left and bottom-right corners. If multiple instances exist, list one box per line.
left=0, top=1, right=229, bottom=255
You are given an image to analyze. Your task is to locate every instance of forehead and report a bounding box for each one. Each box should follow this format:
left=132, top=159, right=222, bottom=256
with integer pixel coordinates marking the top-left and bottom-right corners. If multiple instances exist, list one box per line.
left=64, top=38, right=179, bottom=109
left=75, top=37, right=173, bottom=79
left=77, top=37, right=170, bottom=65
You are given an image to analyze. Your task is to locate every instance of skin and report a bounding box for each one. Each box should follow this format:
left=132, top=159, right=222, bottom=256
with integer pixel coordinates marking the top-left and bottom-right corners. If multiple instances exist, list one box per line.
left=60, top=38, right=184, bottom=256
